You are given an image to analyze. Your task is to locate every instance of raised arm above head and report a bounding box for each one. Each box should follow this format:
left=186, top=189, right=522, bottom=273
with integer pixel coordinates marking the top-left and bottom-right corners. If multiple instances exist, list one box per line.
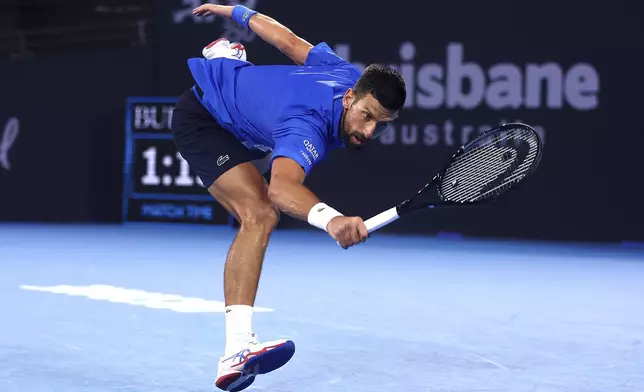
left=192, top=3, right=314, bottom=65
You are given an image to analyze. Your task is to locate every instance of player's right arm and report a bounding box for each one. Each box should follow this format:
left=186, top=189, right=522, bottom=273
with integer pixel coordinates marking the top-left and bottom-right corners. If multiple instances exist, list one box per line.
left=192, top=4, right=313, bottom=65
left=267, top=132, right=368, bottom=249
left=269, top=157, right=368, bottom=249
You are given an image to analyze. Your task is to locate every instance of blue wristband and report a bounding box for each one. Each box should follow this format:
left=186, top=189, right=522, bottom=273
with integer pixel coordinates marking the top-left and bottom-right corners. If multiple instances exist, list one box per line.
left=231, top=5, right=257, bottom=30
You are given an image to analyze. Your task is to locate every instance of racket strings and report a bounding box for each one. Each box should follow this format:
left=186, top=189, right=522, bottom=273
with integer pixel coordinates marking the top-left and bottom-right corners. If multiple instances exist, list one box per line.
left=448, top=130, right=538, bottom=201
left=460, top=143, right=538, bottom=201
left=458, top=136, right=536, bottom=194
left=454, top=135, right=538, bottom=201
left=439, top=128, right=540, bottom=202
left=478, top=138, right=539, bottom=195
left=441, top=146, right=518, bottom=201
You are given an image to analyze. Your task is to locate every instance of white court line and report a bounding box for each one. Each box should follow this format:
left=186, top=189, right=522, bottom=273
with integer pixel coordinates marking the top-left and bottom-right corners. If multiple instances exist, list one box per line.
left=469, top=353, right=510, bottom=370
left=20, top=284, right=274, bottom=313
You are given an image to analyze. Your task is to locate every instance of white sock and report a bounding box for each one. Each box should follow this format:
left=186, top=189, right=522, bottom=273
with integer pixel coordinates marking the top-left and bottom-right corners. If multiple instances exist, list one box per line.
left=224, top=305, right=254, bottom=356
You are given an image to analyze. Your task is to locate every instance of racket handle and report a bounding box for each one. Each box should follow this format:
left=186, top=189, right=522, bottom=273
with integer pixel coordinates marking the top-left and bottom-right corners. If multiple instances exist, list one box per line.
left=364, top=206, right=400, bottom=233
left=335, top=207, right=400, bottom=248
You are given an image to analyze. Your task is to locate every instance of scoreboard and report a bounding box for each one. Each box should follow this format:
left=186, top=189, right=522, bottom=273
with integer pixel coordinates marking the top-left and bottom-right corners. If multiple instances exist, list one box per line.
left=122, top=97, right=232, bottom=225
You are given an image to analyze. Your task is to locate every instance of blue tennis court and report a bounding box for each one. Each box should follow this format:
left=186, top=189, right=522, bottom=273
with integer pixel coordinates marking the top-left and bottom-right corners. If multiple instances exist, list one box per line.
left=1, top=223, right=643, bottom=391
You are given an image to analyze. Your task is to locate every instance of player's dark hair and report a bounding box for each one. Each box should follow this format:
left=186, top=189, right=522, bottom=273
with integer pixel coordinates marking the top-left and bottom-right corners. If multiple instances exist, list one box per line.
left=354, top=64, right=407, bottom=111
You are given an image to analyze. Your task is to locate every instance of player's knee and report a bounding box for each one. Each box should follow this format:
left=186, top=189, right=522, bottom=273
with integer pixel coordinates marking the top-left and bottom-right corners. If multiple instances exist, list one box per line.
left=239, top=202, right=280, bottom=231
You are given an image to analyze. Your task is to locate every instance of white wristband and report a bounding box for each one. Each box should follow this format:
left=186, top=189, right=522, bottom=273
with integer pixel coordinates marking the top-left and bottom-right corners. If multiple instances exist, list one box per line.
left=307, top=202, right=343, bottom=232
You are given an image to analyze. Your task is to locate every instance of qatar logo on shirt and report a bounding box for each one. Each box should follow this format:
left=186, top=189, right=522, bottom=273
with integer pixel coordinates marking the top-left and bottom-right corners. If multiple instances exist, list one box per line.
left=303, top=140, right=319, bottom=160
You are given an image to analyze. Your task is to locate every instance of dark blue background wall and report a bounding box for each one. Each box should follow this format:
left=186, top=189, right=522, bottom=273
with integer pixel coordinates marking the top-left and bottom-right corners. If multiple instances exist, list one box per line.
left=1, top=1, right=642, bottom=243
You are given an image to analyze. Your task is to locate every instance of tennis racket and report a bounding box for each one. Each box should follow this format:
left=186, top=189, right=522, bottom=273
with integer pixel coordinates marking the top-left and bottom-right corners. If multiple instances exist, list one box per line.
left=361, top=122, right=543, bottom=234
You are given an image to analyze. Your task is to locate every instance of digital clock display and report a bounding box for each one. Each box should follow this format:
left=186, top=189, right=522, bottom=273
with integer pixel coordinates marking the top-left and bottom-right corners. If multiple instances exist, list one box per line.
left=133, top=139, right=205, bottom=194
left=122, top=97, right=232, bottom=225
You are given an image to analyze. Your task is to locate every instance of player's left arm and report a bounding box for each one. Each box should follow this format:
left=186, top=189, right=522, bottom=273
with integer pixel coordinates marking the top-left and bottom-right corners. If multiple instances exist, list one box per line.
left=192, top=4, right=313, bottom=65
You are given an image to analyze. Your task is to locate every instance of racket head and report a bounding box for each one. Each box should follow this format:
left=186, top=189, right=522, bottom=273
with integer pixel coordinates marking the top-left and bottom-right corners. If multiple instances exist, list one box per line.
left=436, top=122, right=543, bottom=204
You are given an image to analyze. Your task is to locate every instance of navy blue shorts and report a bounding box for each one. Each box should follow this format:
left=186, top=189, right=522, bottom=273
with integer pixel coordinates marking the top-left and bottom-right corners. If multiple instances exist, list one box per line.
left=170, top=88, right=269, bottom=189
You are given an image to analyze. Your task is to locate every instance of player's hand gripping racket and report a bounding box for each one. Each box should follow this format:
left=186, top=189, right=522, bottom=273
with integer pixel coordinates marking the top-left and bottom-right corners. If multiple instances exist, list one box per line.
left=357, top=122, right=543, bottom=238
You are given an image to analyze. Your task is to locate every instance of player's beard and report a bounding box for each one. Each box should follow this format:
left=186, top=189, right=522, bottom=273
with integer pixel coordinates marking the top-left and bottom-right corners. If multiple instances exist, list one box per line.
left=340, top=112, right=366, bottom=151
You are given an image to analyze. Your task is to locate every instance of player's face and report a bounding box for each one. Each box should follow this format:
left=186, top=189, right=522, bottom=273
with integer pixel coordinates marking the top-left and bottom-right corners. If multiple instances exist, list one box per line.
left=341, top=89, right=398, bottom=149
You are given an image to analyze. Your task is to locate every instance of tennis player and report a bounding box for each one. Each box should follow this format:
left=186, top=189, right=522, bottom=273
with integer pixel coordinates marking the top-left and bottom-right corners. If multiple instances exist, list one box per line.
left=170, top=3, right=406, bottom=391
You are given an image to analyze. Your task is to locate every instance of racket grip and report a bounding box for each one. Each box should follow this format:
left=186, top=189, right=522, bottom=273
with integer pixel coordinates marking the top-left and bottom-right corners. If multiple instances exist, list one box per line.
left=335, top=207, right=399, bottom=248
left=364, top=207, right=400, bottom=233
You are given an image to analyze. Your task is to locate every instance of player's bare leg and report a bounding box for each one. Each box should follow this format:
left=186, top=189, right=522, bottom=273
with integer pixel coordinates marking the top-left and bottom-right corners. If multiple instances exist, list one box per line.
left=207, top=161, right=294, bottom=391
left=210, top=161, right=276, bottom=305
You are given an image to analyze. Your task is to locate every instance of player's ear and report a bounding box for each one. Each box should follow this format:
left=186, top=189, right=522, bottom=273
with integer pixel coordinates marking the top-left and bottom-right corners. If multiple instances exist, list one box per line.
left=343, top=88, right=355, bottom=109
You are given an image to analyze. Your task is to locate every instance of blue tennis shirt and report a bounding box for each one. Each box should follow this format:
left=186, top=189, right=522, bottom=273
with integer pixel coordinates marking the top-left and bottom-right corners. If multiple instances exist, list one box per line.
left=186, top=42, right=361, bottom=175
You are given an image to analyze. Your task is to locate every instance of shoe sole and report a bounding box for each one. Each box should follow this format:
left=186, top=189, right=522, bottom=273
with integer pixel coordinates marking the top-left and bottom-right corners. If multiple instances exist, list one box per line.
left=215, top=341, right=295, bottom=391
left=215, top=372, right=254, bottom=392
left=245, top=340, right=296, bottom=375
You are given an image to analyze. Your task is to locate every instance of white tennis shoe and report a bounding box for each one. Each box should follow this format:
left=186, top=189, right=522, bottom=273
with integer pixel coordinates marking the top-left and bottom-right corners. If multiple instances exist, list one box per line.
left=202, top=37, right=247, bottom=61
left=215, top=333, right=295, bottom=391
